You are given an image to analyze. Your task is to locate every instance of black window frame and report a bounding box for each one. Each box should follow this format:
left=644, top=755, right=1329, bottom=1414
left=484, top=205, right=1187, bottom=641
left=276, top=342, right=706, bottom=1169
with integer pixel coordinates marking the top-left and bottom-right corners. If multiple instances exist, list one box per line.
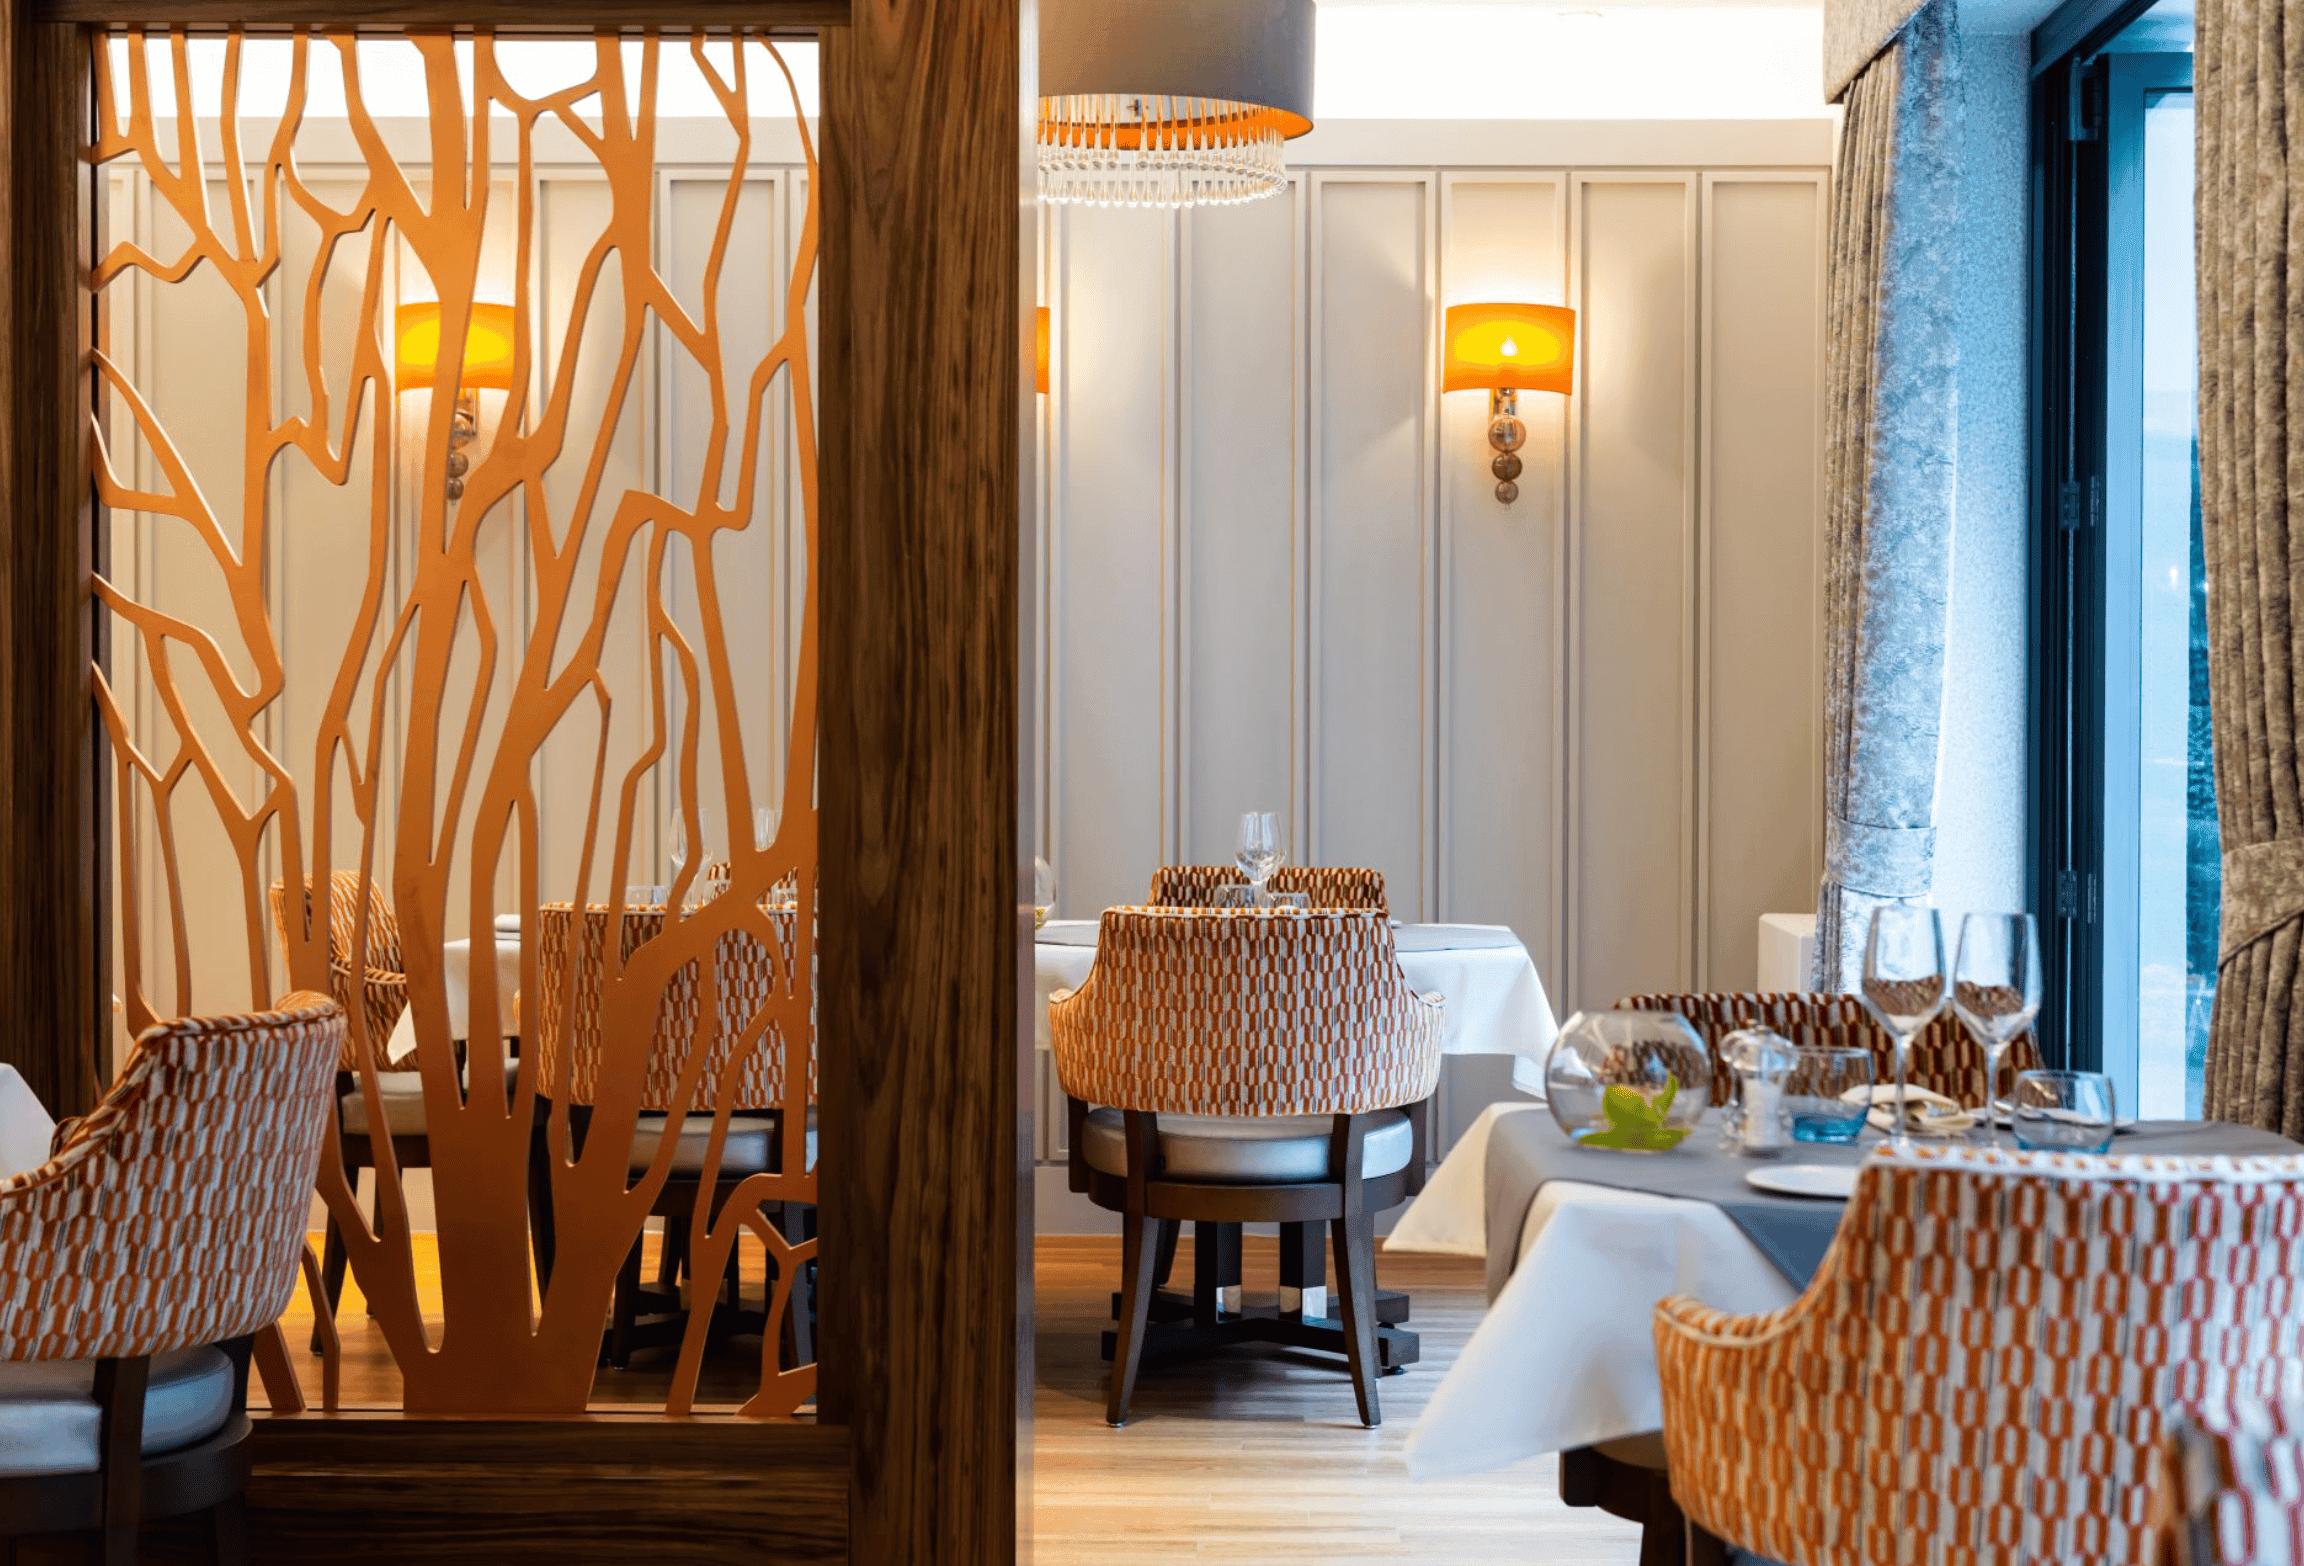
left=2027, top=0, right=2195, bottom=1077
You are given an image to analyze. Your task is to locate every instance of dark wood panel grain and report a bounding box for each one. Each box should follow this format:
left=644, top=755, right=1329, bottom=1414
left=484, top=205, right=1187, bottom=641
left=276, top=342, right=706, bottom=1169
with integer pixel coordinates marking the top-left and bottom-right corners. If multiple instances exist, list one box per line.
left=36, top=0, right=843, bottom=25
left=17, top=1416, right=849, bottom=1565
left=816, top=0, right=1029, bottom=1558
left=0, top=10, right=100, bottom=1118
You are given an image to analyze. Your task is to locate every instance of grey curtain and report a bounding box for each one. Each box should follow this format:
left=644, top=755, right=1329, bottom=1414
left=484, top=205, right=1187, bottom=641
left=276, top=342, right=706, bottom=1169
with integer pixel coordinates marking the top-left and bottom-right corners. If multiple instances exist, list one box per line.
left=2198, top=0, right=2304, bottom=1134
left=1811, top=0, right=1962, bottom=990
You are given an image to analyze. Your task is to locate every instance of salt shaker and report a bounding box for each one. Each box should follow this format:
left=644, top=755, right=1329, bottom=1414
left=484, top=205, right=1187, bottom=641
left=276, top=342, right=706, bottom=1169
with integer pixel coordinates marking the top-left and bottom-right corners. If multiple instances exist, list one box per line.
left=1721, top=1027, right=1797, bottom=1156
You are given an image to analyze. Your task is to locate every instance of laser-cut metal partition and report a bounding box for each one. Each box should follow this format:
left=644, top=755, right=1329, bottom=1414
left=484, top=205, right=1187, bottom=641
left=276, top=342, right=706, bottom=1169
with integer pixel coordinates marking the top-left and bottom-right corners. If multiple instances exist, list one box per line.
left=91, top=27, right=819, bottom=1417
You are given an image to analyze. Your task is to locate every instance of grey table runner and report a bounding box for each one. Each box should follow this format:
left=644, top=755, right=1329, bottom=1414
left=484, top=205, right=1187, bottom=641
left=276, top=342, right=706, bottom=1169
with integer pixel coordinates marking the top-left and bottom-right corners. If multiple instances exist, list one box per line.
left=1483, top=1110, right=2300, bottom=1298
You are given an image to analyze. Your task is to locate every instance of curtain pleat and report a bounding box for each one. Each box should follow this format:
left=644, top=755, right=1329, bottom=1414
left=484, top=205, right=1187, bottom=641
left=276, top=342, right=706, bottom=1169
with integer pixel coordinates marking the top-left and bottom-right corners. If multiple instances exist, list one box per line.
left=1811, top=0, right=1963, bottom=990
left=2198, top=0, right=2304, bottom=1134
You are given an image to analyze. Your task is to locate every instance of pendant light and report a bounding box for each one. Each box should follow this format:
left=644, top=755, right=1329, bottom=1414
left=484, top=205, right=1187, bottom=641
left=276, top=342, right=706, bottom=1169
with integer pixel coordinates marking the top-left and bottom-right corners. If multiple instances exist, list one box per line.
left=1038, top=0, right=1316, bottom=208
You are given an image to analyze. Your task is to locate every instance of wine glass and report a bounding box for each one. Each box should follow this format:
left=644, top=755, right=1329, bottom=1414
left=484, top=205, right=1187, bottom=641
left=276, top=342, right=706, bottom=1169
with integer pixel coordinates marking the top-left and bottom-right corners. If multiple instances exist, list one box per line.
left=1952, top=912, right=2043, bottom=1145
left=669, top=814, right=689, bottom=883
left=1032, top=855, right=1055, bottom=930
left=754, top=804, right=779, bottom=851
left=1859, top=905, right=1948, bottom=1151
left=1235, top=812, right=1281, bottom=902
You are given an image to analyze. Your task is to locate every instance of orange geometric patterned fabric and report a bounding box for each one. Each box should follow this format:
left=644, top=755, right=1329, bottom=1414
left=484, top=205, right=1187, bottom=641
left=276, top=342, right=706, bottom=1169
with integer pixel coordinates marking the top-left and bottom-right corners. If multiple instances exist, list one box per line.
left=530, top=903, right=804, bottom=1111
left=1048, top=906, right=1442, bottom=1117
left=0, top=993, right=343, bottom=1361
left=2153, top=1397, right=2304, bottom=1566
left=1654, top=1144, right=2304, bottom=1566
left=1617, top=990, right=2043, bottom=1107
left=267, top=872, right=408, bottom=1071
left=1146, top=863, right=1389, bottom=913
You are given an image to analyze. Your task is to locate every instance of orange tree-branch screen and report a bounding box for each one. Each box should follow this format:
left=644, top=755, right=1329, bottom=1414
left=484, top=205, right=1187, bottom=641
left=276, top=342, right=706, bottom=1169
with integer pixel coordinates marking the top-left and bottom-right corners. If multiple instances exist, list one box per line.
left=91, top=28, right=819, bottom=1417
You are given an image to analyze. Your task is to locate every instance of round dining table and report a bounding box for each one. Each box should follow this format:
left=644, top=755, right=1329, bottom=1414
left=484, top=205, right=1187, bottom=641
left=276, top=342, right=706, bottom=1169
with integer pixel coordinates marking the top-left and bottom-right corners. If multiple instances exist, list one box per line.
left=1032, top=918, right=1560, bottom=1089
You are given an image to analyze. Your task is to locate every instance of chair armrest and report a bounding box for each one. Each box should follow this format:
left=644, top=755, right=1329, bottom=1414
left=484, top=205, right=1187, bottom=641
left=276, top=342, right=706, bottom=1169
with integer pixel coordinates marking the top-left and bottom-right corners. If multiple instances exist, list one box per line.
left=1652, top=1281, right=1840, bottom=1563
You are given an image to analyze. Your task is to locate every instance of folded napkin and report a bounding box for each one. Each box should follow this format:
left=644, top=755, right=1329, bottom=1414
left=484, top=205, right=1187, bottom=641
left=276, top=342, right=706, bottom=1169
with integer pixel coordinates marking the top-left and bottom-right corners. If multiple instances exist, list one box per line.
left=1841, top=1083, right=1978, bottom=1136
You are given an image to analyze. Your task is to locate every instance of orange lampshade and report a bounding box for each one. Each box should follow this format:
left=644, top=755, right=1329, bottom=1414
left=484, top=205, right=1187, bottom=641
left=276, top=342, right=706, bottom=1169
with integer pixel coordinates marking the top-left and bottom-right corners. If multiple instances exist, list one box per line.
left=1442, top=302, right=1575, bottom=396
left=1036, top=306, right=1051, bottom=395
left=394, top=301, right=519, bottom=394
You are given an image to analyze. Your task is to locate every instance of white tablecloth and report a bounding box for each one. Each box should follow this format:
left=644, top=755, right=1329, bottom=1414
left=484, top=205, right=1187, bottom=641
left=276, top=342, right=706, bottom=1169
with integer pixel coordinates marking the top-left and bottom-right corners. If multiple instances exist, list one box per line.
left=384, top=917, right=524, bottom=1065
left=0, top=1064, right=57, bottom=1178
left=1388, top=1103, right=1797, bottom=1481
left=1033, top=921, right=1559, bottom=1084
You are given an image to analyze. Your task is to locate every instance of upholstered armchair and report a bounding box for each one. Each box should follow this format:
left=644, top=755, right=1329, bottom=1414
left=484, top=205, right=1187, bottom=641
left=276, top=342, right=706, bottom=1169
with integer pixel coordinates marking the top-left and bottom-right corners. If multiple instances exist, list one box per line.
left=1049, top=906, right=1442, bottom=1427
left=1146, top=863, right=1389, bottom=913
left=1654, top=1144, right=2304, bottom=1565
left=530, top=903, right=813, bottom=1369
left=0, top=994, right=343, bottom=1564
left=2151, top=1396, right=2304, bottom=1566
left=266, top=873, right=408, bottom=1069
left=1618, top=990, right=2043, bottom=1107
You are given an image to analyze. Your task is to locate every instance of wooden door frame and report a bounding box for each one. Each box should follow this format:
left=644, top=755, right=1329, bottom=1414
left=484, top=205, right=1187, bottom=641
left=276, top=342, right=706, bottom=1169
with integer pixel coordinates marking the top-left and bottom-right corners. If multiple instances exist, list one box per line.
left=0, top=2, right=1032, bottom=1561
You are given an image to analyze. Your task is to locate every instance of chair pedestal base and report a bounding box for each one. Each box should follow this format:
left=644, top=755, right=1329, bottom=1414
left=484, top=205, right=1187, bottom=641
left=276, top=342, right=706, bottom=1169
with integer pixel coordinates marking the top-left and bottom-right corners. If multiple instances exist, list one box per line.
left=1100, top=1285, right=1420, bottom=1374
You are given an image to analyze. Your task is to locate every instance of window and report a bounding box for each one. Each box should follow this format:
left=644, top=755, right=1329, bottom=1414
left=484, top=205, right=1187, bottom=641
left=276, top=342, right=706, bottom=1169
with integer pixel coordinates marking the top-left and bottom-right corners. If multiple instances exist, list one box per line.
left=2031, top=0, right=2208, bottom=1115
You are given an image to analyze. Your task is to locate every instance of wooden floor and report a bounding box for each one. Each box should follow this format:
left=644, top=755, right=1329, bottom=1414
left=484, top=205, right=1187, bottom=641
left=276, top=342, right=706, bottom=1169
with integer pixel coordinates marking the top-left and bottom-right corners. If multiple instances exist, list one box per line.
left=1032, top=1235, right=1641, bottom=1564
left=269, top=1231, right=1639, bottom=1561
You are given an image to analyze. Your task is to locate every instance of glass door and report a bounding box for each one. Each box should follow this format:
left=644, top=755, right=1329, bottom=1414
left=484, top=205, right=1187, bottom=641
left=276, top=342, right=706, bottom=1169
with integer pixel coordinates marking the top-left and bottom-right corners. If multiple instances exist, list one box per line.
left=2101, top=52, right=2208, bottom=1116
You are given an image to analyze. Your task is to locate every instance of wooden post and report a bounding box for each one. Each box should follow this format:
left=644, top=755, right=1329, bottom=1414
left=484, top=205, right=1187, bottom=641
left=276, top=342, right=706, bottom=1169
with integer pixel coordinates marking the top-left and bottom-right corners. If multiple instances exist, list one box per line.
left=817, top=0, right=1032, bottom=1559
left=0, top=7, right=99, bottom=1117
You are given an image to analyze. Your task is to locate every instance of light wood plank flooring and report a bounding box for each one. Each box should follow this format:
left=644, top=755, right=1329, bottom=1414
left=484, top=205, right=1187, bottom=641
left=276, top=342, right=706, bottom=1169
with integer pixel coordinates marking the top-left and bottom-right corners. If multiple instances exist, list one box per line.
left=268, top=1230, right=1638, bottom=1560
left=1033, top=1235, right=1640, bottom=1563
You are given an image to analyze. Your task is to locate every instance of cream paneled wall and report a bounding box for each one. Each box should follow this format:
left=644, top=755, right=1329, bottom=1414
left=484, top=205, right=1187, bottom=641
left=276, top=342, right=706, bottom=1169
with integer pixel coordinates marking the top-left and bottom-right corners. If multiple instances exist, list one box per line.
left=1036, top=139, right=1828, bottom=1175
left=102, top=120, right=813, bottom=1038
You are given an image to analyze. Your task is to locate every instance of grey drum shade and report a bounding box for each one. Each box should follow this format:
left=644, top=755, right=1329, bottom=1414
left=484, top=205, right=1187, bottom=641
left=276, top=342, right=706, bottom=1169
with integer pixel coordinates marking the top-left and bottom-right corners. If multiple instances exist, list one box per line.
left=1040, top=0, right=1315, bottom=129
left=1037, top=0, right=1314, bottom=207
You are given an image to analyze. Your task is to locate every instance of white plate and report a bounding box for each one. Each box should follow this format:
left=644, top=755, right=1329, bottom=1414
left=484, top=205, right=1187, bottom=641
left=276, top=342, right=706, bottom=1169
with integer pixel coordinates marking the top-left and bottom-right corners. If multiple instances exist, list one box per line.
left=1989, top=1103, right=2139, bottom=1133
left=1744, top=1163, right=1859, bottom=1200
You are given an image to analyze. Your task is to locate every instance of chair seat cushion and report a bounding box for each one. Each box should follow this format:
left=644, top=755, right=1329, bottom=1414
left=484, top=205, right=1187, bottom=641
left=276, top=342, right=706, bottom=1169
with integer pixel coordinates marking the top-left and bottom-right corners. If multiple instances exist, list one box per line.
left=0, top=1346, right=234, bottom=1476
left=628, top=1114, right=814, bottom=1175
left=341, top=1060, right=523, bottom=1137
left=1082, top=1107, right=1414, bottom=1185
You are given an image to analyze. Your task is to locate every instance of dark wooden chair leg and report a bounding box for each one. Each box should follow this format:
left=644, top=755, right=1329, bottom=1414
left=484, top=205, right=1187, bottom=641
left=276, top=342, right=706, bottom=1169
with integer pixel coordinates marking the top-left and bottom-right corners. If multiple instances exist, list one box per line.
left=1329, top=1206, right=1381, bottom=1427
left=211, top=1493, right=250, bottom=1566
left=1106, top=1110, right=1162, bottom=1427
left=1150, top=1218, right=1180, bottom=1288
left=1106, top=1208, right=1161, bottom=1427
left=609, top=1239, right=643, bottom=1370
left=657, top=1214, right=686, bottom=1292
left=92, top=1356, right=149, bottom=1566
left=1686, top=1520, right=1732, bottom=1566
left=310, top=1182, right=350, bottom=1354
left=1279, top=1220, right=1324, bottom=1318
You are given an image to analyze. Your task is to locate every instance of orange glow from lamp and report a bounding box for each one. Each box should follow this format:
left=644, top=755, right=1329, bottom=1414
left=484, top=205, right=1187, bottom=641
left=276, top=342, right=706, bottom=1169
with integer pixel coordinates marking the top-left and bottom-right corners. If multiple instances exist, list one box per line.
left=1442, top=302, right=1575, bottom=504
left=394, top=301, right=519, bottom=500
left=1036, top=306, right=1051, bottom=395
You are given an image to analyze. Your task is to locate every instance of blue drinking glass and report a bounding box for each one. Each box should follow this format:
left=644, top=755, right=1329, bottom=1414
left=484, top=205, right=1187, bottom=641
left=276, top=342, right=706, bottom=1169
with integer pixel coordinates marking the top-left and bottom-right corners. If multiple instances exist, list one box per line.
left=1787, top=1045, right=1873, bottom=1145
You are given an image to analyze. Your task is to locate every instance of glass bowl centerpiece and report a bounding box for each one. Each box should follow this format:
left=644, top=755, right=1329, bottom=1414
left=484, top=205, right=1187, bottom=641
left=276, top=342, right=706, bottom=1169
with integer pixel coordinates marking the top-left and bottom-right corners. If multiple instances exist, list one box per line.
left=1544, top=1009, right=1712, bottom=1152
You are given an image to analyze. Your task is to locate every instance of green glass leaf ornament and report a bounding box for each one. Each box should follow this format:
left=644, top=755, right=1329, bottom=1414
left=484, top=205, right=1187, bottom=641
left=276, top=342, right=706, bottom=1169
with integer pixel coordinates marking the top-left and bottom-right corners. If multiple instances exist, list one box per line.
left=1582, top=1072, right=1689, bottom=1151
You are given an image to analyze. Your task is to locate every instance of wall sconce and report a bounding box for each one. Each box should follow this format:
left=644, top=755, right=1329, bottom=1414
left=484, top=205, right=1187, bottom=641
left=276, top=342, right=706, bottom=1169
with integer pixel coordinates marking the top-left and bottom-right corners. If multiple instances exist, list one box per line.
left=394, top=301, right=518, bottom=500
left=1442, top=302, right=1575, bottom=504
left=1036, top=305, right=1051, bottom=395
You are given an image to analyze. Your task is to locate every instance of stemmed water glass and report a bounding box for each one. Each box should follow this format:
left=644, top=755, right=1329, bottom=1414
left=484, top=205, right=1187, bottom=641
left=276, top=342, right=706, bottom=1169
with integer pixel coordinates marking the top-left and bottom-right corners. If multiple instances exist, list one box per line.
left=1952, top=912, right=2042, bottom=1146
left=1235, top=812, right=1281, bottom=904
left=669, top=814, right=689, bottom=884
left=1859, top=906, right=1948, bottom=1151
left=754, top=804, right=779, bottom=852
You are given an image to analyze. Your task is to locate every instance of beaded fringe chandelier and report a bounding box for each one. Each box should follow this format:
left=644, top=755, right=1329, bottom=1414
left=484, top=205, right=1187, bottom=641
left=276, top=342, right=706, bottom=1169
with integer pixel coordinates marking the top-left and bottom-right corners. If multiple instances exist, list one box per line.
left=1038, top=0, right=1316, bottom=209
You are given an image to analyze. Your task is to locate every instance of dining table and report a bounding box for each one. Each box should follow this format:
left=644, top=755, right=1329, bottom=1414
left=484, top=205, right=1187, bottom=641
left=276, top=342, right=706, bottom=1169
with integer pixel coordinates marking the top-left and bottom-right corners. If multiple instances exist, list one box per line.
left=1033, top=918, right=1561, bottom=1088
left=1387, top=1103, right=2301, bottom=1481
left=384, top=914, right=524, bottom=1065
